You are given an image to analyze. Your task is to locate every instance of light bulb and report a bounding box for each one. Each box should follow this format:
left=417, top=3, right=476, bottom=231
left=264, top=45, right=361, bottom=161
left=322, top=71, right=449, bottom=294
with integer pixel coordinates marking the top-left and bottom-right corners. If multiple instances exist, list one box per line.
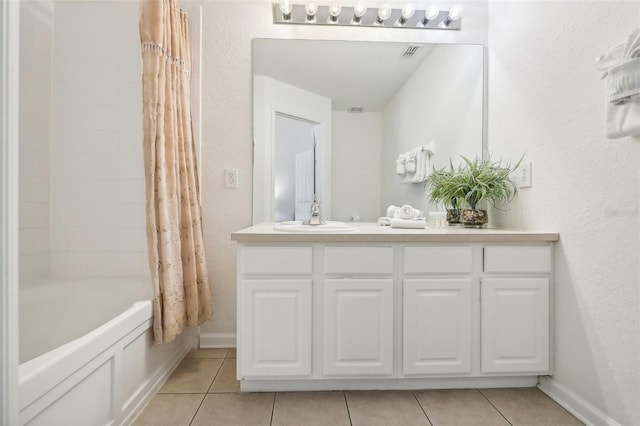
left=328, top=4, right=342, bottom=23
left=448, top=4, right=463, bottom=21
left=401, top=3, right=415, bottom=19
left=352, top=0, right=367, bottom=24
left=395, top=2, right=415, bottom=26
left=441, top=4, right=462, bottom=27
left=279, top=0, right=293, bottom=20
left=419, top=5, right=439, bottom=27
left=375, top=4, right=392, bottom=25
left=305, top=2, right=318, bottom=22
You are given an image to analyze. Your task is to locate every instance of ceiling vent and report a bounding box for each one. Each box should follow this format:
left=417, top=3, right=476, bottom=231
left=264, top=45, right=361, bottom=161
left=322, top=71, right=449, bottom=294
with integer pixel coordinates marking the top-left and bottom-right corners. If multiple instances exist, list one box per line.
left=402, top=44, right=420, bottom=58
left=347, top=106, right=365, bottom=113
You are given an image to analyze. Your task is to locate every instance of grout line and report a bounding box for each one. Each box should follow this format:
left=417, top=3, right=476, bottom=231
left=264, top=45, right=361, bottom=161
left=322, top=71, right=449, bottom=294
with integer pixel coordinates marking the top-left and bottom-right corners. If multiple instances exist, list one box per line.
left=187, top=393, right=207, bottom=426
left=343, top=391, right=353, bottom=426
left=411, top=391, right=434, bottom=426
left=205, top=359, right=225, bottom=394
left=477, top=389, right=514, bottom=426
left=270, top=392, right=277, bottom=426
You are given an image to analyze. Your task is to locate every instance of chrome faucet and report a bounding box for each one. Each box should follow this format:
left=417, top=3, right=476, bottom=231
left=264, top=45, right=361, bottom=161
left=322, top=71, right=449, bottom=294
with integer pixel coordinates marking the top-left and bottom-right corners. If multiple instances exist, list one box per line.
left=305, top=201, right=323, bottom=225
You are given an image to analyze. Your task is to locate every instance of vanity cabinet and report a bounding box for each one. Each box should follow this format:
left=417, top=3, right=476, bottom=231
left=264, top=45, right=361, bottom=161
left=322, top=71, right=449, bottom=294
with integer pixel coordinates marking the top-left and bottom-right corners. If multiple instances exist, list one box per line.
left=232, top=228, right=558, bottom=392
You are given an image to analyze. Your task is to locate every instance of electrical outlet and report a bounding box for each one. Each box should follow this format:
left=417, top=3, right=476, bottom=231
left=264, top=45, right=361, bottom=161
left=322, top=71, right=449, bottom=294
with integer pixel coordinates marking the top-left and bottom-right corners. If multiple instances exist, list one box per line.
left=515, top=162, right=532, bottom=188
left=224, top=168, right=238, bottom=188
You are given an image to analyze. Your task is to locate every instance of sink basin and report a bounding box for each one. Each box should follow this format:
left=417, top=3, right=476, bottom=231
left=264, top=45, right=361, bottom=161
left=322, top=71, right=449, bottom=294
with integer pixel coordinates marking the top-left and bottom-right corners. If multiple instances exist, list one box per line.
left=273, top=221, right=358, bottom=233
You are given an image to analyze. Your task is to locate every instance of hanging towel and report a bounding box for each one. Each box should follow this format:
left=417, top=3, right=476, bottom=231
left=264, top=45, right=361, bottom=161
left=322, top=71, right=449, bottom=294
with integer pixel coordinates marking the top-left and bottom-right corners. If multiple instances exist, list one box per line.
left=401, top=141, right=436, bottom=184
left=395, top=154, right=407, bottom=175
left=405, top=151, right=417, bottom=173
left=596, top=28, right=640, bottom=139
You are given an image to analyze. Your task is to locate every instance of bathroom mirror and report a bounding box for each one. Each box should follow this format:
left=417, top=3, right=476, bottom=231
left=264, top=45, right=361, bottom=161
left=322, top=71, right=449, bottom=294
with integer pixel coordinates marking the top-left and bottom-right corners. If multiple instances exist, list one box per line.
left=253, top=39, right=485, bottom=224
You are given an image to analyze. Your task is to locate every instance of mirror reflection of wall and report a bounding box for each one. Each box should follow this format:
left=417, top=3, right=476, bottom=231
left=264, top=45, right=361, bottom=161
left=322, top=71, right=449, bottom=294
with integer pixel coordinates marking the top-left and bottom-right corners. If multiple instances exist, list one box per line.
left=253, top=39, right=484, bottom=224
left=274, top=113, right=318, bottom=222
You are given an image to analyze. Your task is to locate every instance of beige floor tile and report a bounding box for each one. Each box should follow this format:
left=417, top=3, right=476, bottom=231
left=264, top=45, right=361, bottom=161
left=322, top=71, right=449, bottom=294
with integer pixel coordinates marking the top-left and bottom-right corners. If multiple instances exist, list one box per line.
left=186, top=348, right=229, bottom=359
left=346, top=390, right=430, bottom=426
left=271, top=391, right=350, bottom=426
left=209, top=358, right=240, bottom=393
left=480, top=388, right=584, bottom=426
left=191, top=393, right=275, bottom=426
left=414, top=389, right=509, bottom=426
left=159, top=358, right=223, bottom=393
left=227, top=348, right=237, bottom=358
left=132, top=393, right=204, bottom=426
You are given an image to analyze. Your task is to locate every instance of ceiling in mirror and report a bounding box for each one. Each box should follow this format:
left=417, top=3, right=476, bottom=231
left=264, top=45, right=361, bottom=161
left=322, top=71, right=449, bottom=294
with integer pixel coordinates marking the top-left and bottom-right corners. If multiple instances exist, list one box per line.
left=253, top=39, right=442, bottom=112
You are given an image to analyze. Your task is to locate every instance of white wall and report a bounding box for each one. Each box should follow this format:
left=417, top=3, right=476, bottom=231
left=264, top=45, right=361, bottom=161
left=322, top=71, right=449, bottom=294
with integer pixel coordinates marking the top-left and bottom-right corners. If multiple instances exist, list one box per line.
left=199, top=0, right=489, bottom=342
left=49, top=1, right=148, bottom=278
left=19, top=1, right=53, bottom=286
left=332, top=111, right=382, bottom=222
left=487, top=2, right=640, bottom=424
left=381, top=43, right=484, bottom=213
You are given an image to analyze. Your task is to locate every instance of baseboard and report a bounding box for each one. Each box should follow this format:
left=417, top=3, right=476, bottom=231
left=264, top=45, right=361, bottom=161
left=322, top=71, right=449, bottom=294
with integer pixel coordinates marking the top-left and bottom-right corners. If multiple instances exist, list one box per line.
left=199, top=332, right=237, bottom=348
left=537, top=376, right=622, bottom=426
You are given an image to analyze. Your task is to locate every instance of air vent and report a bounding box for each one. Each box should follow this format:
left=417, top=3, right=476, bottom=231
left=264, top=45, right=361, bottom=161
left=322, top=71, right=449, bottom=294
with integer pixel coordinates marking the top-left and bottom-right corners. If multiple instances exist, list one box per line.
left=347, top=106, right=365, bottom=113
left=402, top=44, right=420, bottom=58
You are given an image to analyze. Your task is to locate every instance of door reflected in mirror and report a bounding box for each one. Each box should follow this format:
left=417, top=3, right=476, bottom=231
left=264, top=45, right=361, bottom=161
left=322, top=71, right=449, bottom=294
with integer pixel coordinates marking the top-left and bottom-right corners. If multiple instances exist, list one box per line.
left=253, top=39, right=485, bottom=224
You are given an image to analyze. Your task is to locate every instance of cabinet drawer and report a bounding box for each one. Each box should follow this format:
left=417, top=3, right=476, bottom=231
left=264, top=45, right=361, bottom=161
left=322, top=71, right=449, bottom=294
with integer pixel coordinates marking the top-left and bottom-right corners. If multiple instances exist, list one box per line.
left=324, top=247, right=393, bottom=274
left=404, top=246, right=472, bottom=274
left=242, top=247, right=312, bottom=274
left=484, top=246, right=551, bottom=273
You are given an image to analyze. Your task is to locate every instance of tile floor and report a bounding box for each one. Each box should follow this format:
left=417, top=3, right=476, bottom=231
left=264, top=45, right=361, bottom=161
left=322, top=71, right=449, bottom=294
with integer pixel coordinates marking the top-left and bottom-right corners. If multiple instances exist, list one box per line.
left=132, top=349, right=583, bottom=426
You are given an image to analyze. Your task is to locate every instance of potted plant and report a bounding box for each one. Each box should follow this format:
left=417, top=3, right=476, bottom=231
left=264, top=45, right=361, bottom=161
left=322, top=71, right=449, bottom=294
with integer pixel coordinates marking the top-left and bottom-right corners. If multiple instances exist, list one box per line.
left=456, top=155, right=520, bottom=227
left=426, top=162, right=466, bottom=225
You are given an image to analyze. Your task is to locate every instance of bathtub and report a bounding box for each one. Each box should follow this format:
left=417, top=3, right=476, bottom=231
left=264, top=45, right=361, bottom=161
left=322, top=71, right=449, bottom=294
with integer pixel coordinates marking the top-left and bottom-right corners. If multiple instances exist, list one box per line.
left=18, top=278, right=195, bottom=426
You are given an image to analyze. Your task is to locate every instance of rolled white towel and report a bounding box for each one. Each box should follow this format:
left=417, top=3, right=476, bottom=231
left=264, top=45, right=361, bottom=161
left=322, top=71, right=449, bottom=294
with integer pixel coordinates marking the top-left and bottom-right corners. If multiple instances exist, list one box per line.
left=398, top=205, right=423, bottom=220
left=386, top=205, right=400, bottom=218
left=378, top=217, right=392, bottom=226
left=390, top=218, right=426, bottom=229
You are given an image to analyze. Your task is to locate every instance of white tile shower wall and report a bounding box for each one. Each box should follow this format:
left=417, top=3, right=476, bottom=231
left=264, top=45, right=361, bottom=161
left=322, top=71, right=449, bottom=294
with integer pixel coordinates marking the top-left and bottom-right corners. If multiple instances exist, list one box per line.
left=19, top=1, right=53, bottom=285
left=50, top=1, right=147, bottom=278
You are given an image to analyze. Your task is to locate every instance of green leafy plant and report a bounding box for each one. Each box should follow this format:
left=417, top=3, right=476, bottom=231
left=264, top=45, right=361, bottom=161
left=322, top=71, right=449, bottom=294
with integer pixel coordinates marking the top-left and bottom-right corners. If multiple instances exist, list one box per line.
left=426, top=161, right=466, bottom=211
left=456, top=155, right=521, bottom=210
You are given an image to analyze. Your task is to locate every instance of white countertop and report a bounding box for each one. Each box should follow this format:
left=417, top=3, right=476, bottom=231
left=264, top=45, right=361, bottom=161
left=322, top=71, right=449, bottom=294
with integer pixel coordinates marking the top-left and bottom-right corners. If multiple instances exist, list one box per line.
left=231, top=223, right=559, bottom=243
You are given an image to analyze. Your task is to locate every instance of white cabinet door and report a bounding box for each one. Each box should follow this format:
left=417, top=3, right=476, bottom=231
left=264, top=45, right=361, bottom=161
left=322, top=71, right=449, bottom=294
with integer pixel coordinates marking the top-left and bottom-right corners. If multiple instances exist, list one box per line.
left=323, top=279, right=394, bottom=376
left=240, top=279, right=312, bottom=377
left=403, top=279, right=472, bottom=375
left=481, top=278, right=549, bottom=374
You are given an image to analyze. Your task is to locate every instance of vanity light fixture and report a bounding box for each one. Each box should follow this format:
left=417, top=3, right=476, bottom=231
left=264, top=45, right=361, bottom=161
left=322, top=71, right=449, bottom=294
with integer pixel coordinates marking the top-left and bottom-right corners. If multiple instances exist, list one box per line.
left=395, top=3, right=415, bottom=26
left=305, top=1, right=318, bottom=22
left=374, top=4, right=392, bottom=25
left=440, top=4, right=462, bottom=27
left=278, top=0, right=293, bottom=21
left=272, top=2, right=462, bottom=30
left=351, top=1, right=367, bottom=24
left=327, top=3, right=342, bottom=23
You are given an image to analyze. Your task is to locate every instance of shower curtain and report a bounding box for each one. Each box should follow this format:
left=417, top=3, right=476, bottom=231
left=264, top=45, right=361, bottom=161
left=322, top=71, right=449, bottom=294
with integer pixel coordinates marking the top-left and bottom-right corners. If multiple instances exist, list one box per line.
left=139, top=0, right=212, bottom=344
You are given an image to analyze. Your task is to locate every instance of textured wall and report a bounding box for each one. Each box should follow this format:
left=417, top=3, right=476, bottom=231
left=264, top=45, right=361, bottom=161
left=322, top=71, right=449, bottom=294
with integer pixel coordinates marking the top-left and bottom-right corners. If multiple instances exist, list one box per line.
left=199, top=0, right=489, bottom=337
left=487, top=2, right=640, bottom=424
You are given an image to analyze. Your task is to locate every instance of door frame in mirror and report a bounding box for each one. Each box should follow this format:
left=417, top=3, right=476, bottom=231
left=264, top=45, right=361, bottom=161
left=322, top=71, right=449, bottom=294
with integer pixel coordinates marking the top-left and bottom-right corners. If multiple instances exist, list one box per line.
left=253, top=75, right=332, bottom=224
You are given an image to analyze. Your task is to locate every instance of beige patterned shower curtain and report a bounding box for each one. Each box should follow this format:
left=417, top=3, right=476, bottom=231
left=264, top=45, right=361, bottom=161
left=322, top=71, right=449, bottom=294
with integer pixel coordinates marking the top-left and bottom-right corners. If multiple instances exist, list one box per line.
left=139, top=0, right=212, bottom=344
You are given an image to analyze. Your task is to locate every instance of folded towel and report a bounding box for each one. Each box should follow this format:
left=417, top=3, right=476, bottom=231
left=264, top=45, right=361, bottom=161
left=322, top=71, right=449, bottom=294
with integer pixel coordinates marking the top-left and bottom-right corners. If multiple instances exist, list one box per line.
left=395, top=155, right=406, bottom=175
left=397, top=204, right=423, bottom=220
left=390, top=218, right=426, bottom=229
left=378, top=216, right=392, bottom=226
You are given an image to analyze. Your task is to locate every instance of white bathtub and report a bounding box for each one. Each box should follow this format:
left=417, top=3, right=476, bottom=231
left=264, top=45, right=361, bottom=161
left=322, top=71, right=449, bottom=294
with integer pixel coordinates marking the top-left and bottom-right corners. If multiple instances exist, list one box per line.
left=18, top=278, right=195, bottom=426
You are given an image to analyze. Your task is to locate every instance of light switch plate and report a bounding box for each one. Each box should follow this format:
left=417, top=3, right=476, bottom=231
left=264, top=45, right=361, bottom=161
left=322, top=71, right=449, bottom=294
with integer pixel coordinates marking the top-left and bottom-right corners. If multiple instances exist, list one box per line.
left=224, top=168, right=238, bottom=188
left=515, top=162, right=532, bottom=188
